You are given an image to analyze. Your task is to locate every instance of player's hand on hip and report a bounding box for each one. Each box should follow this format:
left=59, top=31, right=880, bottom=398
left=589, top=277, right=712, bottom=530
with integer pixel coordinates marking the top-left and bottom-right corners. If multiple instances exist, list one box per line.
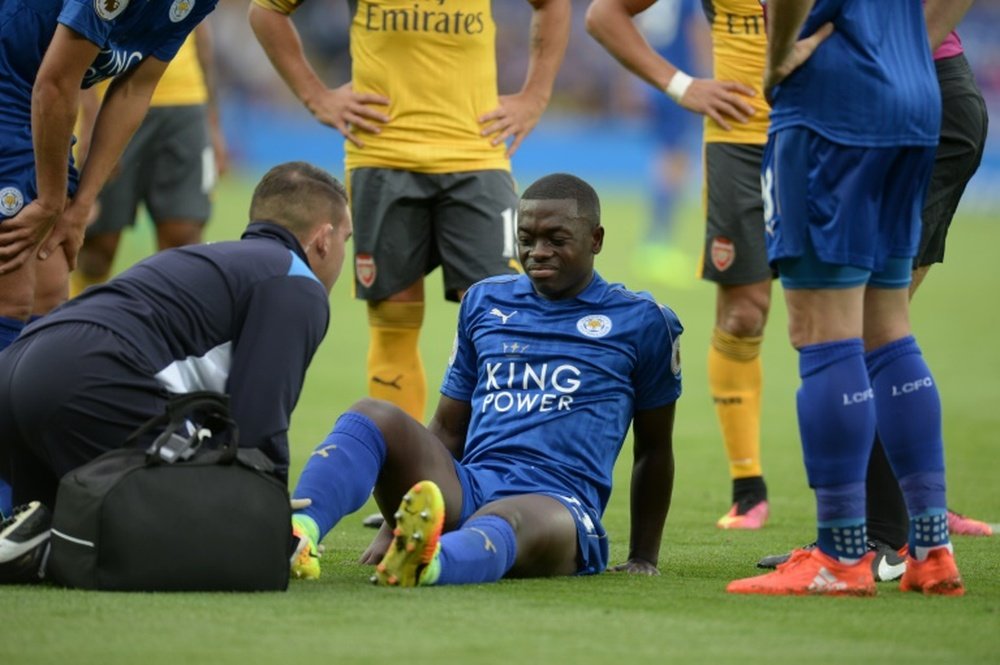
left=763, top=22, right=834, bottom=105
left=39, top=199, right=91, bottom=270
left=679, top=79, right=757, bottom=132
left=310, top=82, right=390, bottom=149
left=479, top=91, right=547, bottom=158
left=0, top=201, right=59, bottom=274
left=607, top=558, right=660, bottom=576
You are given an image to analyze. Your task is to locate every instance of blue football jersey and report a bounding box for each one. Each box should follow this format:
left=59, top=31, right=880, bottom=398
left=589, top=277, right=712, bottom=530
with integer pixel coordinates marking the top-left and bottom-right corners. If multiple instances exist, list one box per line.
left=768, top=0, right=940, bottom=147
left=0, top=0, right=217, bottom=127
left=441, top=272, right=683, bottom=519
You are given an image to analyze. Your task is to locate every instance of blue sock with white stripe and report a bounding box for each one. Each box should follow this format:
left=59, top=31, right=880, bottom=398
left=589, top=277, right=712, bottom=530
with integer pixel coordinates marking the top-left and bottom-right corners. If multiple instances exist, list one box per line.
left=866, top=336, right=950, bottom=559
left=435, top=515, right=518, bottom=585
left=796, top=339, right=874, bottom=561
left=291, top=412, right=387, bottom=543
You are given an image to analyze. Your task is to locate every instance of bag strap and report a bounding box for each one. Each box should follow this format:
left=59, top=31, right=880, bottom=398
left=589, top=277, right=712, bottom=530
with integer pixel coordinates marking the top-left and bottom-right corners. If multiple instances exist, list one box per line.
left=125, top=391, right=240, bottom=465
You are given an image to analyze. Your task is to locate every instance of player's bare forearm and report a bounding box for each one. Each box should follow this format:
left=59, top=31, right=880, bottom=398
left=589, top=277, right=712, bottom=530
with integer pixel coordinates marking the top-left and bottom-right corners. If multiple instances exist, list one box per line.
left=479, top=0, right=569, bottom=156
left=31, top=26, right=98, bottom=216
left=585, top=0, right=673, bottom=91
left=765, top=0, right=816, bottom=68
left=586, top=0, right=755, bottom=129
left=427, top=396, right=472, bottom=461
left=924, top=0, right=975, bottom=52
left=248, top=4, right=327, bottom=110
left=626, top=405, right=676, bottom=568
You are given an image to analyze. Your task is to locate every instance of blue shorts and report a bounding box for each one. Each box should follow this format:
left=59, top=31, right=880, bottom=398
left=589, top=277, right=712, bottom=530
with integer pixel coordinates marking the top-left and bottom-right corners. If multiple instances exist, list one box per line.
left=762, top=127, right=935, bottom=288
left=0, top=121, right=79, bottom=220
left=453, top=461, right=609, bottom=575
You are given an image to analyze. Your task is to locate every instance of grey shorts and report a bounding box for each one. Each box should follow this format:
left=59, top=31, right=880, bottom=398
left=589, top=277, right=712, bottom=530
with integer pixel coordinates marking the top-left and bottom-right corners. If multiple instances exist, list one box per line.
left=349, top=168, right=519, bottom=302
left=917, top=54, right=988, bottom=268
left=89, top=105, right=214, bottom=234
left=700, top=142, right=773, bottom=285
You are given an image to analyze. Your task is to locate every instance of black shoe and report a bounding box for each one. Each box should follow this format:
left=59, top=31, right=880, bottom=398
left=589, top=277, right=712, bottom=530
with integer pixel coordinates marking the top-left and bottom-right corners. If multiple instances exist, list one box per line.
left=362, top=512, right=385, bottom=529
left=0, top=501, right=51, bottom=584
left=756, top=538, right=906, bottom=582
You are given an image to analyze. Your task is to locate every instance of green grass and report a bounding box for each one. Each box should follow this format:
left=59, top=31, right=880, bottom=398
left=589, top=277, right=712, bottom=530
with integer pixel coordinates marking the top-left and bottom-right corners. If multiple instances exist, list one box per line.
left=2, top=173, right=998, bottom=664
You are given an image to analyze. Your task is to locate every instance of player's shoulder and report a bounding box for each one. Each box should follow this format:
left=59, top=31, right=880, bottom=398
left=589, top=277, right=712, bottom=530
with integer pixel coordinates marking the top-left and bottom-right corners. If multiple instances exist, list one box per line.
left=463, top=274, right=523, bottom=300
left=603, top=281, right=682, bottom=326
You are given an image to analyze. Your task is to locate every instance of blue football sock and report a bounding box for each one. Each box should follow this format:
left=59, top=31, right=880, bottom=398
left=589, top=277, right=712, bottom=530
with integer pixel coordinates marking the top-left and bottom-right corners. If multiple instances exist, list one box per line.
left=436, top=515, right=518, bottom=585
left=0, top=315, right=25, bottom=352
left=291, top=412, right=387, bottom=541
left=865, top=336, right=950, bottom=557
left=815, top=484, right=868, bottom=561
left=796, top=339, right=874, bottom=560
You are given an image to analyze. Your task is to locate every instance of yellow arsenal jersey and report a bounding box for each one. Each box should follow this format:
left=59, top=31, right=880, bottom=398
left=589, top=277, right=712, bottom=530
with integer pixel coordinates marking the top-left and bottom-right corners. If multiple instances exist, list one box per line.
left=703, top=0, right=769, bottom=144
left=149, top=34, right=207, bottom=107
left=91, top=35, right=207, bottom=107
left=256, top=0, right=509, bottom=173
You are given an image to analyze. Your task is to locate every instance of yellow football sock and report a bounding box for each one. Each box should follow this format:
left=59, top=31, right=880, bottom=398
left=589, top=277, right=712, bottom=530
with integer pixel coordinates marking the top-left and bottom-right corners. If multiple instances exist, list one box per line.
left=367, top=301, right=426, bottom=422
left=708, top=327, right=763, bottom=479
left=68, top=269, right=110, bottom=299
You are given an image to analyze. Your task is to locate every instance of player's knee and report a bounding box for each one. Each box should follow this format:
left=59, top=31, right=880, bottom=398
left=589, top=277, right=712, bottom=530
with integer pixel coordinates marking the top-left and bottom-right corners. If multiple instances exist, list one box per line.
left=718, top=300, right=769, bottom=337
left=348, top=397, right=411, bottom=433
left=76, top=243, right=114, bottom=278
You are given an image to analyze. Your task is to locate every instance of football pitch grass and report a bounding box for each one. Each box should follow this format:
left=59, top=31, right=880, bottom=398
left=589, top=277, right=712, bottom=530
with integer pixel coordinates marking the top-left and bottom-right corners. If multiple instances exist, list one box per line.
left=2, top=174, right=998, bottom=664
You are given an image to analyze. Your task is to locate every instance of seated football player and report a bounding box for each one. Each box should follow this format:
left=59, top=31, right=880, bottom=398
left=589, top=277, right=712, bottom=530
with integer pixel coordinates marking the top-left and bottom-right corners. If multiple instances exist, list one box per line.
left=288, top=173, right=684, bottom=586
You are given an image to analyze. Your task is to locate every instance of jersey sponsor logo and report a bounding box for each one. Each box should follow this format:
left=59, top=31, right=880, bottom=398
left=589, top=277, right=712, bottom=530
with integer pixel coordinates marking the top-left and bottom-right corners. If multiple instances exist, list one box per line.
left=169, top=0, right=195, bottom=22
left=481, top=361, right=581, bottom=413
left=576, top=315, right=612, bottom=339
left=670, top=336, right=682, bottom=376
left=94, top=0, right=129, bottom=21
left=360, top=1, right=486, bottom=36
left=711, top=236, right=735, bottom=272
left=0, top=187, right=24, bottom=217
left=489, top=308, right=517, bottom=324
left=356, top=253, right=376, bottom=288
left=84, top=48, right=145, bottom=87
left=501, top=341, right=528, bottom=356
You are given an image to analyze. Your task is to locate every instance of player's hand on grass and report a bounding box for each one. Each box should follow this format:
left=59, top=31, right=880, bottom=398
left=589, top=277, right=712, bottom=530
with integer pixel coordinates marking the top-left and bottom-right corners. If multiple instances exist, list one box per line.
left=0, top=201, right=60, bottom=274
left=358, top=521, right=393, bottom=565
left=309, top=82, right=390, bottom=149
left=763, top=23, right=834, bottom=105
left=39, top=199, right=91, bottom=269
left=479, top=91, right=547, bottom=158
left=608, top=558, right=660, bottom=576
left=678, top=79, right=757, bottom=132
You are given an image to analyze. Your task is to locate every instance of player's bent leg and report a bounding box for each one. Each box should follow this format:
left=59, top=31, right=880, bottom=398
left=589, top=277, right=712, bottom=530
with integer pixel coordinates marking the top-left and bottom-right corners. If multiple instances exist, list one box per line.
left=367, top=283, right=427, bottom=422
left=71, top=232, right=119, bottom=297
left=711, top=280, right=771, bottom=529
left=154, top=218, right=204, bottom=250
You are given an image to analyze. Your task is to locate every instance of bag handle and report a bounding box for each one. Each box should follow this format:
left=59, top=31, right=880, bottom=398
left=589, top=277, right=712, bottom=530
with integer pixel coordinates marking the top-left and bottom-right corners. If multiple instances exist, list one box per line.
left=125, top=391, right=240, bottom=465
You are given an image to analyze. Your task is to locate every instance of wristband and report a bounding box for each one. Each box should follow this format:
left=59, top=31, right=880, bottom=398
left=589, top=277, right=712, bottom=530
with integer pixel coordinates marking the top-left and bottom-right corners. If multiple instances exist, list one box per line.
left=665, top=70, right=694, bottom=103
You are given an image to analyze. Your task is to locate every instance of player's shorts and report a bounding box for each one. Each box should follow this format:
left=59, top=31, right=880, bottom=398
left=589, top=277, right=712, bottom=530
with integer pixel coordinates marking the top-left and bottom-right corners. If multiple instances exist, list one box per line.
left=0, top=121, right=79, bottom=221
left=762, top=126, right=936, bottom=289
left=88, top=105, right=214, bottom=234
left=917, top=53, right=988, bottom=268
left=453, top=461, right=610, bottom=575
left=699, top=142, right=772, bottom=285
left=0, top=321, right=167, bottom=507
left=349, top=168, right=519, bottom=302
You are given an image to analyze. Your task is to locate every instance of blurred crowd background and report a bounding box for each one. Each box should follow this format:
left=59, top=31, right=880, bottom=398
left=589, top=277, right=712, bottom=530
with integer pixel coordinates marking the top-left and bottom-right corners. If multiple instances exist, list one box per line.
left=210, top=0, right=1000, bottom=209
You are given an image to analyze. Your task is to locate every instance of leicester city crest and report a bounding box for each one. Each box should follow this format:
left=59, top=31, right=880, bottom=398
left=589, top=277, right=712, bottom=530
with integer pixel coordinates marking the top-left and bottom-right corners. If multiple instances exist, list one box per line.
left=576, top=314, right=612, bottom=339
left=0, top=187, right=24, bottom=218
left=169, top=0, right=196, bottom=22
left=94, top=0, right=129, bottom=21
